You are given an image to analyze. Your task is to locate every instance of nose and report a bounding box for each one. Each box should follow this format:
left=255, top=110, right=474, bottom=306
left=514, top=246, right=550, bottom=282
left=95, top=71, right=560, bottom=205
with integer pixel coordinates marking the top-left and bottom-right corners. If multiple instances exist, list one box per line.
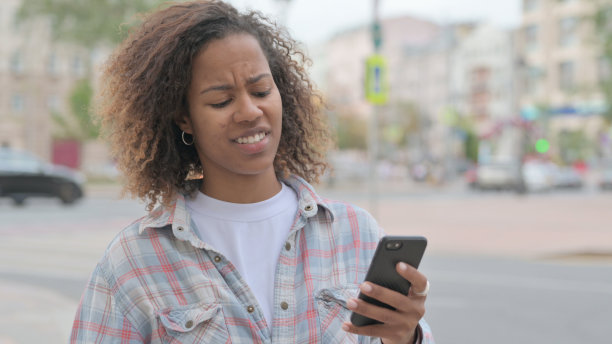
left=233, top=94, right=263, bottom=123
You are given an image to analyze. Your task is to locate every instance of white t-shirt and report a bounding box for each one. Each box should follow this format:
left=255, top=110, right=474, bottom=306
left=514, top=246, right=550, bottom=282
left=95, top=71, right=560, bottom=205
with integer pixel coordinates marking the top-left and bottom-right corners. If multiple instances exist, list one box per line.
left=185, top=182, right=298, bottom=326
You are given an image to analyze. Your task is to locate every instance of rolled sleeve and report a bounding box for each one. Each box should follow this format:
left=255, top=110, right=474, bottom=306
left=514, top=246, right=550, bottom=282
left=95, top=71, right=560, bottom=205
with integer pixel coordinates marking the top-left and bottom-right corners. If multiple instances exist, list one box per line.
left=418, top=318, right=435, bottom=343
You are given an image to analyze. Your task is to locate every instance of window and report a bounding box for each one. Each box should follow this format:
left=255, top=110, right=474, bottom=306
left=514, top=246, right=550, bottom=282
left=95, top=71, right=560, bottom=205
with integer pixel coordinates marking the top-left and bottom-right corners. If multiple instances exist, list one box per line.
left=559, top=61, right=575, bottom=91
left=47, top=95, right=60, bottom=112
left=525, top=25, right=539, bottom=50
left=526, top=67, right=544, bottom=95
left=47, top=52, right=58, bottom=76
left=524, top=0, right=539, bottom=11
left=0, top=149, right=42, bottom=173
left=72, top=55, right=84, bottom=77
left=559, top=17, right=579, bottom=46
left=10, top=51, right=24, bottom=74
left=11, top=94, right=25, bottom=113
left=470, top=67, right=491, bottom=118
left=599, top=57, right=611, bottom=84
left=11, top=17, right=22, bottom=33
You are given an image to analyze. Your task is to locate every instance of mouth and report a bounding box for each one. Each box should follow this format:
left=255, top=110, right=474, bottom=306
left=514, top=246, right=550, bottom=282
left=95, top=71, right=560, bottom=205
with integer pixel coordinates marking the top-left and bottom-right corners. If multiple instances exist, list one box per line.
left=234, top=132, right=268, bottom=144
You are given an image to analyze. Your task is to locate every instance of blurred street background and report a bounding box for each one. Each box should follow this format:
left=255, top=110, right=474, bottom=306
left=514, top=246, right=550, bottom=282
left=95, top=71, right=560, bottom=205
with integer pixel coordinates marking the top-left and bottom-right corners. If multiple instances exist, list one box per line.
left=1, top=0, right=612, bottom=343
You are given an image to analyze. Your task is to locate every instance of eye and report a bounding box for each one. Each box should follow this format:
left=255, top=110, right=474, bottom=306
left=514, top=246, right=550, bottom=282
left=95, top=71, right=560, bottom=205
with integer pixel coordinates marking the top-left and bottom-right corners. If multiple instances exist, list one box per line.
left=211, top=99, right=232, bottom=108
left=253, top=89, right=271, bottom=98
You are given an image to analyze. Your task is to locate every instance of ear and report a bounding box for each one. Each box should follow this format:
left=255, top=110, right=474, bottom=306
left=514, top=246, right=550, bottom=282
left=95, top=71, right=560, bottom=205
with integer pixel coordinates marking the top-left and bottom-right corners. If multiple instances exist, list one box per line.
left=174, top=113, right=193, bottom=135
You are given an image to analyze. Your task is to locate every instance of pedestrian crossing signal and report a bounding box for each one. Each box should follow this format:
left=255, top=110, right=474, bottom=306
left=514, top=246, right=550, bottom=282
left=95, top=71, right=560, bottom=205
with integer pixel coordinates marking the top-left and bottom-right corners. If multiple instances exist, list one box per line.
left=365, top=54, right=388, bottom=105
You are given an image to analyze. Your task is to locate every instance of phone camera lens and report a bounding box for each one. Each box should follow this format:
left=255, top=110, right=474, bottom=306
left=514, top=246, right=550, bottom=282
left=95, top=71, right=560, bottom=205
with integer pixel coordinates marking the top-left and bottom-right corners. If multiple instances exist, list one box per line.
left=385, top=241, right=402, bottom=250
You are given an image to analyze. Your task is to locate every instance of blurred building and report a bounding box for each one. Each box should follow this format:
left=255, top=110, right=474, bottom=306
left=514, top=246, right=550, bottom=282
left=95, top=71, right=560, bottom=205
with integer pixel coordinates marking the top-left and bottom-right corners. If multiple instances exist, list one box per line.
left=519, top=0, right=608, bottom=158
left=449, top=24, right=524, bottom=162
left=450, top=24, right=520, bottom=132
left=0, top=0, right=90, bottom=163
left=318, top=16, right=475, bottom=165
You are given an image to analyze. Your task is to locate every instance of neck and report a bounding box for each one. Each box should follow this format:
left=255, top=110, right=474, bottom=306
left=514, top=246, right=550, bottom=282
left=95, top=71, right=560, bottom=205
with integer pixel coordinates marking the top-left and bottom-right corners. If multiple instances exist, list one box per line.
left=199, top=169, right=282, bottom=204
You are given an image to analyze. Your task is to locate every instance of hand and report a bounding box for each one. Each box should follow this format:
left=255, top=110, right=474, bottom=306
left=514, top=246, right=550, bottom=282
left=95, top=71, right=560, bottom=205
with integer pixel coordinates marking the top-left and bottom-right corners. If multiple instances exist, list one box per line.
left=342, top=262, right=428, bottom=344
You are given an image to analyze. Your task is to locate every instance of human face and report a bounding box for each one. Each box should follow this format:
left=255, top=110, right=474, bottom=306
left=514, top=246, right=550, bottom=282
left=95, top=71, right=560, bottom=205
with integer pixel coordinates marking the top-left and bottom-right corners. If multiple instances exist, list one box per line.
left=179, top=33, right=282, bottom=186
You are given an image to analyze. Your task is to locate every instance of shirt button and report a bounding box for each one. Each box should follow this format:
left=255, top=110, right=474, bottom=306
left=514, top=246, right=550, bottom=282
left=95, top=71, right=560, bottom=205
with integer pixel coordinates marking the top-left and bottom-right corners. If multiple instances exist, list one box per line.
left=176, top=226, right=184, bottom=232
left=247, top=305, right=255, bottom=313
left=280, top=301, right=289, bottom=310
left=284, top=242, right=291, bottom=251
left=185, top=320, right=194, bottom=329
left=304, top=204, right=314, bottom=211
left=214, top=256, right=221, bottom=263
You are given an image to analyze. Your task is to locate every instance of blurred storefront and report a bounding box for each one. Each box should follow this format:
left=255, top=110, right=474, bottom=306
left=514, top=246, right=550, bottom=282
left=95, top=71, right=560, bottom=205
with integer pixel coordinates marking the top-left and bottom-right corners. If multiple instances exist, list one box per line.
left=519, top=0, right=610, bottom=163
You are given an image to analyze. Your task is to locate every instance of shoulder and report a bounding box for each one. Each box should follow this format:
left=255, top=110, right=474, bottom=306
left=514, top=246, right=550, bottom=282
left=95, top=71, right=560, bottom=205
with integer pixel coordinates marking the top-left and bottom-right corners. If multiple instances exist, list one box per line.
left=284, top=175, right=374, bottom=220
left=97, top=216, right=174, bottom=278
left=323, top=198, right=377, bottom=226
left=321, top=197, right=382, bottom=239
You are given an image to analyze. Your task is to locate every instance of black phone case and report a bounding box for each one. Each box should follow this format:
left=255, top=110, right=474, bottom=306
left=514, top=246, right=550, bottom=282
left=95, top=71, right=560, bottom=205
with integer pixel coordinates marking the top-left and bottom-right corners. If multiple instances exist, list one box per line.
left=350, top=235, right=427, bottom=327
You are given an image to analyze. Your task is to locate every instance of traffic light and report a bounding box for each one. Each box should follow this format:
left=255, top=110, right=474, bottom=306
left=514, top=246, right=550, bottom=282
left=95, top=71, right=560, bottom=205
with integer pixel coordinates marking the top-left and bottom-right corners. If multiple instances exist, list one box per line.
left=535, top=138, right=550, bottom=154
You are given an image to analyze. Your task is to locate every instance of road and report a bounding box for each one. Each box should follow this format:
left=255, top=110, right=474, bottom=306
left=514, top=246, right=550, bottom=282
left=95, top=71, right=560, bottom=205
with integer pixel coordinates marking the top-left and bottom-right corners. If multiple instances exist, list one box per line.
left=0, top=182, right=611, bottom=343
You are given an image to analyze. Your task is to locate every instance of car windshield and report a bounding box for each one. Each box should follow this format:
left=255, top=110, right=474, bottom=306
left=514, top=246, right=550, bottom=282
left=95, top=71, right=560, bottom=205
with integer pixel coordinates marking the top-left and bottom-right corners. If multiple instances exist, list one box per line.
left=0, top=148, right=42, bottom=173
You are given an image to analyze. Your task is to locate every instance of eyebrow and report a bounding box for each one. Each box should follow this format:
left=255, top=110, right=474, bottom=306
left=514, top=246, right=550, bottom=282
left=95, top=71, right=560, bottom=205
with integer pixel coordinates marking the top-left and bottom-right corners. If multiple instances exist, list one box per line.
left=199, top=73, right=272, bottom=95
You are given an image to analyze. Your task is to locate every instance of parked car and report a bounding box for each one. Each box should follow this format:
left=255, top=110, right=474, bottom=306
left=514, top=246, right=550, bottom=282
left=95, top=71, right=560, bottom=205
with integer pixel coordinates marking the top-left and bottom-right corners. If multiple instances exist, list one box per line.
left=599, top=165, right=612, bottom=191
left=464, top=165, right=478, bottom=189
left=0, top=147, right=85, bottom=205
left=554, top=166, right=584, bottom=189
left=474, top=162, right=525, bottom=192
left=522, top=160, right=556, bottom=192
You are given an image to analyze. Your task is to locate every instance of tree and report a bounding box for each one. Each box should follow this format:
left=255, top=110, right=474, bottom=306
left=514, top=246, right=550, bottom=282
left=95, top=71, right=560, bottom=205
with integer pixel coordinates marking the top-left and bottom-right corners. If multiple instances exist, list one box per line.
left=52, top=78, right=98, bottom=141
left=557, top=129, right=594, bottom=164
left=442, top=108, right=479, bottom=163
left=17, top=0, right=166, bottom=49
left=17, top=0, right=166, bottom=142
left=592, top=0, right=612, bottom=125
left=334, top=112, right=368, bottom=150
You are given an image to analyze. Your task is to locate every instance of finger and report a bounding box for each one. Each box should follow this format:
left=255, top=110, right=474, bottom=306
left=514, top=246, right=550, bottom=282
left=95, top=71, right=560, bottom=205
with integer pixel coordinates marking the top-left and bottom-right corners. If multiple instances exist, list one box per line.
left=342, top=321, right=392, bottom=339
left=396, top=262, right=428, bottom=296
left=410, top=280, right=429, bottom=298
left=358, top=282, right=412, bottom=314
left=346, top=297, right=403, bottom=325
left=343, top=321, right=417, bottom=344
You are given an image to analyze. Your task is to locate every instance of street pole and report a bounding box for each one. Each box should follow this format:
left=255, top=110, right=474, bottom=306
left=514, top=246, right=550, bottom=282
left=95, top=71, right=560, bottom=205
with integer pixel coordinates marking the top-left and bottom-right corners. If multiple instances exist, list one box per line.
left=368, top=0, right=381, bottom=219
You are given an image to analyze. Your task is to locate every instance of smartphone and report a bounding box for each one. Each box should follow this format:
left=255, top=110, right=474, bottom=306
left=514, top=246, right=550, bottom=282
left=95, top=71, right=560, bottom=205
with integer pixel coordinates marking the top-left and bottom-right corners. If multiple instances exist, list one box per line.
left=350, top=235, right=428, bottom=327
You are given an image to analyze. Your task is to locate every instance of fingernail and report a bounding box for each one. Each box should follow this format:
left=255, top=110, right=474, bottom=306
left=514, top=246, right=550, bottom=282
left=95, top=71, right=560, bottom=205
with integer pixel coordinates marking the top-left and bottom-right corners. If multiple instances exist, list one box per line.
left=361, top=283, right=373, bottom=292
left=399, top=262, right=408, bottom=271
left=342, top=323, right=350, bottom=331
left=346, top=298, right=357, bottom=309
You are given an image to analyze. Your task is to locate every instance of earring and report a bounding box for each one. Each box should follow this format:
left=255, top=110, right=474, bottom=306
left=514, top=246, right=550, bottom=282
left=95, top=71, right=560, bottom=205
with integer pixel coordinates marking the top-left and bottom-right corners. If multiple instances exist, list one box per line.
left=181, top=131, right=194, bottom=146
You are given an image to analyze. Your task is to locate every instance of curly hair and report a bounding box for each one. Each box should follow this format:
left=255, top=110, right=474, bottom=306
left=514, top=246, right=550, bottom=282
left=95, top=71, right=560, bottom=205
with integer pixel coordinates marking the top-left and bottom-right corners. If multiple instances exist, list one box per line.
left=98, top=0, right=330, bottom=210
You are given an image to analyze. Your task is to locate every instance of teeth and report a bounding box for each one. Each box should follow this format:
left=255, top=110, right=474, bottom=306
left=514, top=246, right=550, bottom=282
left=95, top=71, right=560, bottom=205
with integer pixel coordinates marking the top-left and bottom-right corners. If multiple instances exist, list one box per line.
left=236, top=132, right=266, bottom=144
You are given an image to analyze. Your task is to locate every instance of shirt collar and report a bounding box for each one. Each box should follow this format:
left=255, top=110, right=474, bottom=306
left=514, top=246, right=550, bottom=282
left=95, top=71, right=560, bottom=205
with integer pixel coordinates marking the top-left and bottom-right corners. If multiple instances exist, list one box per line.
left=138, top=174, right=335, bottom=235
left=138, top=195, right=189, bottom=234
left=283, top=175, right=335, bottom=221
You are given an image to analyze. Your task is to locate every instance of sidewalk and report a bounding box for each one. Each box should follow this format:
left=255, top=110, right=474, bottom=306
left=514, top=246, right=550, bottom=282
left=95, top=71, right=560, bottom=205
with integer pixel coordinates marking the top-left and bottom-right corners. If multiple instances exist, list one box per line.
left=86, top=178, right=612, bottom=261
left=314, top=177, right=612, bottom=260
left=0, top=282, right=76, bottom=344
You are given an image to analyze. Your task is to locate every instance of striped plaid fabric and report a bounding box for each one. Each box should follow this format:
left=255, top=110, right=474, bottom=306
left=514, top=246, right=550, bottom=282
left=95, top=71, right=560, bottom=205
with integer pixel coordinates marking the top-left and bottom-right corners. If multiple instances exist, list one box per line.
left=70, top=175, right=434, bottom=343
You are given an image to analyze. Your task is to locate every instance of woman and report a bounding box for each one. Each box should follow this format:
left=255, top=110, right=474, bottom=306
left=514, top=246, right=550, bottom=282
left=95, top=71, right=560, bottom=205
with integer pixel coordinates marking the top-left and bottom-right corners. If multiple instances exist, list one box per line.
left=71, top=1, right=434, bottom=343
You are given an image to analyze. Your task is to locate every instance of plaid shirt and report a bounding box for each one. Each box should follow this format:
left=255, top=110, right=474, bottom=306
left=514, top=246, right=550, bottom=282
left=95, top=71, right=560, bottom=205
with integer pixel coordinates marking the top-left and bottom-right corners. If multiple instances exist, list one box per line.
left=70, top=176, right=434, bottom=343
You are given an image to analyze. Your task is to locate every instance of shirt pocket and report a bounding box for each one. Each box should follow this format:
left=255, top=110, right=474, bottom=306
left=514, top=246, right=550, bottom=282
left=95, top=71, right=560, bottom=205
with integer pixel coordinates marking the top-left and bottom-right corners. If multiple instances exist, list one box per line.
left=315, top=285, right=360, bottom=344
left=156, top=302, right=230, bottom=344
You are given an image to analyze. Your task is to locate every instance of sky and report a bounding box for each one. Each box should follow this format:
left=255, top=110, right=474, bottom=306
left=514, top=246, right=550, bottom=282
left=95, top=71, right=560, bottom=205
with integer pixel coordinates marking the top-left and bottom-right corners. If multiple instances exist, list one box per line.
left=227, top=0, right=523, bottom=46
